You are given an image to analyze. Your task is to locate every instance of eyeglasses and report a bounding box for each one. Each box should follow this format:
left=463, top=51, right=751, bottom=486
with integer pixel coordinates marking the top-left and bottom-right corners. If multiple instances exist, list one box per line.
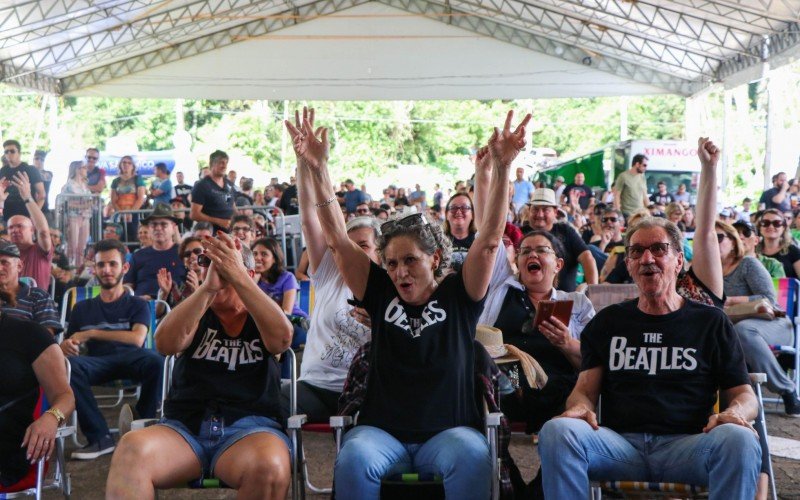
left=760, top=220, right=784, bottom=228
left=734, top=222, right=754, bottom=237
left=716, top=234, right=728, bottom=243
left=601, top=217, right=618, bottom=223
left=518, top=245, right=555, bottom=257
left=448, top=205, right=473, bottom=214
left=3, top=149, right=17, bottom=155
left=380, top=212, right=426, bottom=234
left=182, top=248, right=203, bottom=259
left=626, top=242, right=671, bottom=259
left=149, top=221, right=171, bottom=228
left=232, top=225, right=252, bottom=233
left=85, top=156, right=99, bottom=161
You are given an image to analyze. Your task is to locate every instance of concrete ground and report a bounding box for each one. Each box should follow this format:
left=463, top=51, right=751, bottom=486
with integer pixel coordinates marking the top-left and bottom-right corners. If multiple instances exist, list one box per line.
left=43, top=390, right=800, bottom=499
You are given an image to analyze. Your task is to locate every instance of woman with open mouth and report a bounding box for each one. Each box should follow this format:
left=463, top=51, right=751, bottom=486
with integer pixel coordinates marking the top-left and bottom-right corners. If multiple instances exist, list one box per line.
left=286, top=107, right=530, bottom=499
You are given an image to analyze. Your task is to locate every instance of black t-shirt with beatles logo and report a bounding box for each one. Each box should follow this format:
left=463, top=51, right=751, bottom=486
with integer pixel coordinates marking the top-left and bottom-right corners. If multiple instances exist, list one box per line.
left=357, top=261, right=485, bottom=442
left=581, top=299, right=749, bottom=435
left=163, top=310, right=282, bottom=434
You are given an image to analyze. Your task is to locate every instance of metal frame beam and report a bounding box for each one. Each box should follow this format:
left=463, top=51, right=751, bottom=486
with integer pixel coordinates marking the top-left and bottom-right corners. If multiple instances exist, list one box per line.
left=60, top=0, right=370, bottom=93
left=383, top=0, right=700, bottom=94
left=0, top=0, right=152, bottom=51
left=439, top=0, right=712, bottom=80
left=0, top=62, right=60, bottom=94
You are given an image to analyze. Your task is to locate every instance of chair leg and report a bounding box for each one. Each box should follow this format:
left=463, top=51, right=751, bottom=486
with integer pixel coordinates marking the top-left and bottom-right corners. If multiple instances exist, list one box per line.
left=303, top=441, right=332, bottom=494
left=35, top=458, right=45, bottom=500
left=753, top=382, right=778, bottom=500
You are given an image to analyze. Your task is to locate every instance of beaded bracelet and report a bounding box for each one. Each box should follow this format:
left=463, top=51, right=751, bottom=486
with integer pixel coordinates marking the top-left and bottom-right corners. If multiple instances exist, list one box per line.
left=315, top=196, right=336, bottom=208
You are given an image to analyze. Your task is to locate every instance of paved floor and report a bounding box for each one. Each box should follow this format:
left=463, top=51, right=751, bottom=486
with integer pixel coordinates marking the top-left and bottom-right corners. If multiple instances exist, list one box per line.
left=44, top=393, right=800, bottom=499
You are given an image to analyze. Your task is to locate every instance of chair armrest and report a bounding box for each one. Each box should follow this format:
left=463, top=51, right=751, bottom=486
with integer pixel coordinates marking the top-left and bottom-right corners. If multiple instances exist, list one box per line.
left=749, top=372, right=767, bottom=385
left=330, top=415, right=353, bottom=429
left=486, top=412, right=503, bottom=428
left=130, top=418, right=159, bottom=431
left=56, top=425, right=76, bottom=438
left=288, top=414, right=307, bottom=430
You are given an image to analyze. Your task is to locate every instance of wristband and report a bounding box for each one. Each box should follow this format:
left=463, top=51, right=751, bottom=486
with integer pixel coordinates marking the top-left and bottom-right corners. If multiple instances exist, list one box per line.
left=24, top=197, right=34, bottom=204
left=315, top=196, right=336, bottom=208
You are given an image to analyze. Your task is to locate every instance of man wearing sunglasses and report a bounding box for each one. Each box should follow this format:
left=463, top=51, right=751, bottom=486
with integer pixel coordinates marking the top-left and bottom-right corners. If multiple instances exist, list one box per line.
left=540, top=216, right=760, bottom=498
left=0, top=139, right=45, bottom=221
left=84, top=147, right=106, bottom=195
left=595, top=208, right=625, bottom=254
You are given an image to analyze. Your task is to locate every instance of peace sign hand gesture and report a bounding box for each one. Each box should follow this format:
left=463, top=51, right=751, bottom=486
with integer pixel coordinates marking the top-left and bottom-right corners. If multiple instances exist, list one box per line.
left=488, top=110, right=532, bottom=169
left=285, top=106, right=329, bottom=172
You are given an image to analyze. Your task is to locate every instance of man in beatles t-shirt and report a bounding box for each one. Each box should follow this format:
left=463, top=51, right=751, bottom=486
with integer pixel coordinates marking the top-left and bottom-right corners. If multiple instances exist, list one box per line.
left=538, top=217, right=761, bottom=498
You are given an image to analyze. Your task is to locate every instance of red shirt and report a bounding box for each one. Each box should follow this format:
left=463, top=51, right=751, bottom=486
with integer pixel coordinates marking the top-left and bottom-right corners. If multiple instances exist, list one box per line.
left=19, top=243, right=53, bottom=291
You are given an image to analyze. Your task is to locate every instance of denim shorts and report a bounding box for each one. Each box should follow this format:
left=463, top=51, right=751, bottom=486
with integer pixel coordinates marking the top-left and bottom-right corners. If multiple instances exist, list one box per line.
left=158, top=414, right=291, bottom=478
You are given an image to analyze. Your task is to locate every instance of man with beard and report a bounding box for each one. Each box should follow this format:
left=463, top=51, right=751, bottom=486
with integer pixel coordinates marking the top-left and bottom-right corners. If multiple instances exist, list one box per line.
left=524, top=188, right=597, bottom=291
left=61, top=238, right=161, bottom=460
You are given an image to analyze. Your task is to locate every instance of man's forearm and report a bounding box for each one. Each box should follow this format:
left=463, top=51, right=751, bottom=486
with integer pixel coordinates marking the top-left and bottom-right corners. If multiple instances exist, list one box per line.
left=192, top=209, right=229, bottom=228
left=81, top=328, right=145, bottom=346
left=156, top=287, right=215, bottom=354
left=565, top=389, right=596, bottom=412
left=232, top=276, right=292, bottom=353
left=25, top=197, right=51, bottom=251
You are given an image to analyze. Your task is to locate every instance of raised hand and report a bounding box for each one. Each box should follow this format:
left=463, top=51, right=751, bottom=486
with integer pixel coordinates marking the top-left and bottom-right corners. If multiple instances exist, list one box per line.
left=697, top=137, right=720, bottom=170
left=202, top=232, right=248, bottom=286
left=157, top=268, right=173, bottom=297
left=11, top=171, right=31, bottom=200
left=285, top=106, right=329, bottom=172
left=474, top=145, right=491, bottom=173
left=488, top=110, right=532, bottom=169
left=185, top=269, right=200, bottom=293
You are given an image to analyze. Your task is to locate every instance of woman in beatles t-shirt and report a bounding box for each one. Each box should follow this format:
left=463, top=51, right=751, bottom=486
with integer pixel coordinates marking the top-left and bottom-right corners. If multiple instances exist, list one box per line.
left=286, top=107, right=531, bottom=499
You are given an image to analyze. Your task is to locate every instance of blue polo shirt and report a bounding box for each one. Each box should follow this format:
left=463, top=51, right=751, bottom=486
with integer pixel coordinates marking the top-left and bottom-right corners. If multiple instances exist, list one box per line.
left=124, top=244, right=185, bottom=297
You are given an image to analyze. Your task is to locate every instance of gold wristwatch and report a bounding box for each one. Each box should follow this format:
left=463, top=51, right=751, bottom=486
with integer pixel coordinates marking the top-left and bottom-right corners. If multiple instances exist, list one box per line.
left=45, top=408, right=65, bottom=426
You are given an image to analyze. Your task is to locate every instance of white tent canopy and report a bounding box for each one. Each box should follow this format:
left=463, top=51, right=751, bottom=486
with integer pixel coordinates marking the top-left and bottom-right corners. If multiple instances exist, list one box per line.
left=2, top=0, right=800, bottom=99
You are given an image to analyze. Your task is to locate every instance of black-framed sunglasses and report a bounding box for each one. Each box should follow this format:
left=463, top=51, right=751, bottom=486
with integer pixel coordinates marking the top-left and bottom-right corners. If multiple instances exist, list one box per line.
left=380, top=212, right=427, bottom=234
left=85, top=155, right=99, bottom=161
left=182, top=248, right=203, bottom=259
left=716, top=233, right=728, bottom=243
left=733, top=221, right=755, bottom=237
left=3, top=149, right=17, bottom=155
left=601, top=217, right=618, bottom=223
left=760, top=220, right=784, bottom=228
left=626, top=242, right=671, bottom=259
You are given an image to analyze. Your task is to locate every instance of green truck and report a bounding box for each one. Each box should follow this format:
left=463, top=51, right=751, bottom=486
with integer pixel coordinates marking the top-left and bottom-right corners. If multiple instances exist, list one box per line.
left=536, top=140, right=701, bottom=198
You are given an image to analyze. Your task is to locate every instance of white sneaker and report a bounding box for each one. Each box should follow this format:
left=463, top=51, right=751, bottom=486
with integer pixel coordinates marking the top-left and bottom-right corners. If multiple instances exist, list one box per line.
left=118, top=404, right=134, bottom=437
left=71, top=436, right=115, bottom=460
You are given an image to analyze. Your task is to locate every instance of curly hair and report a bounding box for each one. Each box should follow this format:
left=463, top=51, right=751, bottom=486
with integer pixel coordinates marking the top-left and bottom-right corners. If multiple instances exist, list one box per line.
left=378, top=216, right=452, bottom=277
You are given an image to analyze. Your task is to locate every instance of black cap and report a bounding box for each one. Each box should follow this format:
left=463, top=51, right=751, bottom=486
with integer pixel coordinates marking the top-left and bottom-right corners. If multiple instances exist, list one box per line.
left=0, top=241, right=20, bottom=258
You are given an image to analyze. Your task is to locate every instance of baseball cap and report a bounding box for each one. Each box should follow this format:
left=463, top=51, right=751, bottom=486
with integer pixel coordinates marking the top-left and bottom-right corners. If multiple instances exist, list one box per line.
left=0, top=241, right=20, bottom=258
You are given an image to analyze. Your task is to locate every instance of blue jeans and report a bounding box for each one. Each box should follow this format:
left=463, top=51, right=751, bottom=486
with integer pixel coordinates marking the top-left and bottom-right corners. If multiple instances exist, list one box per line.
left=69, top=346, right=164, bottom=443
left=538, top=418, right=760, bottom=500
left=334, top=425, right=490, bottom=500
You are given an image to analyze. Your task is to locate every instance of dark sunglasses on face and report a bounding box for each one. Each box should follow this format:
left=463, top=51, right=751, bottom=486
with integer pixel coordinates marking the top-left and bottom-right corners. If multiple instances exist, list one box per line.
left=626, top=242, right=671, bottom=259
left=183, top=248, right=203, bottom=259
left=734, top=222, right=754, bottom=237
left=716, top=234, right=727, bottom=243
left=86, top=156, right=98, bottom=161
left=760, top=220, right=784, bottom=228
left=448, top=205, right=473, bottom=214
left=602, top=217, right=618, bottom=223
left=4, top=149, right=17, bottom=155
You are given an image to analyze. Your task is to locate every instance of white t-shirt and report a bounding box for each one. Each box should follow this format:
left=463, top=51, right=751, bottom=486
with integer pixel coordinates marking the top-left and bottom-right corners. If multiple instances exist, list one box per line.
left=299, top=249, right=372, bottom=391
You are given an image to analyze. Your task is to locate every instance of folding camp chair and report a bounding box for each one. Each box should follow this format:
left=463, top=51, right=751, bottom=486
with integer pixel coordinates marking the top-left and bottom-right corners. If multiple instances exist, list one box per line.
left=131, top=349, right=302, bottom=499
left=590, top=373, right=776, bottom=500
left=585, top=284, right=639, bottom=312
left=0, top=360, right=76, bottom=500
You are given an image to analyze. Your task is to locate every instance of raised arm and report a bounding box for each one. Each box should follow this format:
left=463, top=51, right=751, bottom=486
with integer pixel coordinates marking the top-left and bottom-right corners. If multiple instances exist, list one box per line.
left=689, top=137, right=723, bottom=299
left=155, top=269, right=217, bottom=355
left=294, top=108, right=328, bottom=273
left=471, top=146, right=491, bottom=228
left=463, top=110, right=531, bottom=301
left=285, top=108, right=371, bottom=301
left=13, top=171, right=51, bottom=253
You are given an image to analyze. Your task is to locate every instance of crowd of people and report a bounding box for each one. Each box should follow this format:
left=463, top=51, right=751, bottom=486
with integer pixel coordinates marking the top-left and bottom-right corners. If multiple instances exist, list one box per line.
left=0, top=109, right=797, bottom=499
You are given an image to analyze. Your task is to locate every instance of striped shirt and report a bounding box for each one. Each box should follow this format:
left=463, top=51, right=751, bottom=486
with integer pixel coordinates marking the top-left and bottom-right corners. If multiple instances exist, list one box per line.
left=1, top=282, right=62, bottom=333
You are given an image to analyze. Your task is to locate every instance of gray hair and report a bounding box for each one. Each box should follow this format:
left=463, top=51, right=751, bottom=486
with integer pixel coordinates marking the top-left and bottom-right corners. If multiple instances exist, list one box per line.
left=378, top=216, right=452, bottom=277
left=624, top=217, right=683, bottom=256
left=241, top=244, right=255, bottom=270
left=346, top=215, right=382, bottom=242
